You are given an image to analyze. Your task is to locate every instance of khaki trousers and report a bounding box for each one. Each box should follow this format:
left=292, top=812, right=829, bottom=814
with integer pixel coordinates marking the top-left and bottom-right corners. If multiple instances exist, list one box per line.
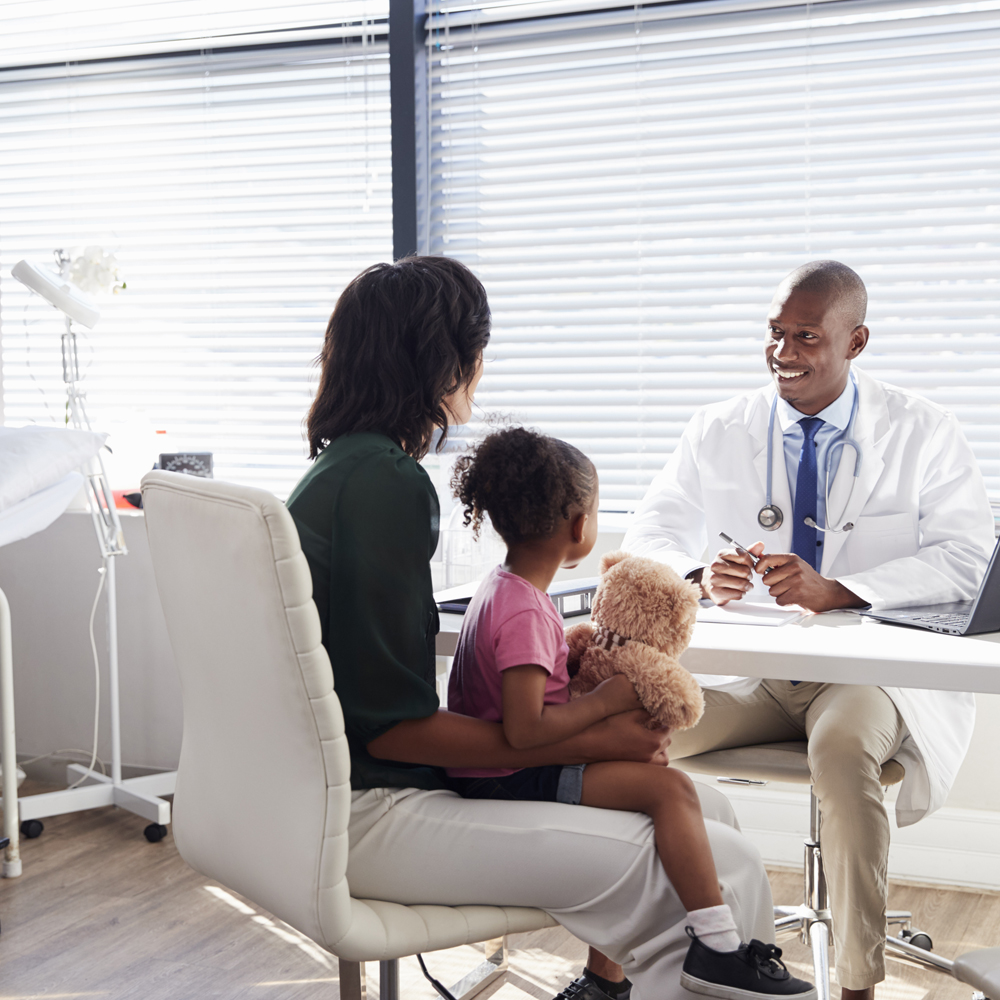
left=669, top=681, right=906, bottom=991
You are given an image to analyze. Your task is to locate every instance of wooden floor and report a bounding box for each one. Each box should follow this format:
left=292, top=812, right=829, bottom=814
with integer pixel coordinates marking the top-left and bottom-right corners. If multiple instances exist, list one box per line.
left=1, top=784, right=998, bottom=1000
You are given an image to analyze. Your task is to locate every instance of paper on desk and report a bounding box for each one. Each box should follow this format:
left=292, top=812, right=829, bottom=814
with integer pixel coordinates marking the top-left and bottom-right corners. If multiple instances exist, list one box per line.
left=696, top=601, right=805, bottom=627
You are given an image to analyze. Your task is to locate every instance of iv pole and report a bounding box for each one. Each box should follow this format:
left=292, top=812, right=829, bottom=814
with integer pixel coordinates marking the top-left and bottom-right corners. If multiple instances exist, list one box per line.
left=1, top=251, right=175, bottom=879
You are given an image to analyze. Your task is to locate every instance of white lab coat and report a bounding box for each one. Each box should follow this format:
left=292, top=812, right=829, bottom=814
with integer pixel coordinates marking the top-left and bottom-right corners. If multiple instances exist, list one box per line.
left=623, top=367, right=995, bottom=826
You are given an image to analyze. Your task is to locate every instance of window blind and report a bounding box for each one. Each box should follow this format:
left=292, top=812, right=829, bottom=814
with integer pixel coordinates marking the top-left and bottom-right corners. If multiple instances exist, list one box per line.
left=0, top=0, right=389, bottom=66
left=0, top=4, right=390, bottom=496
left=426, top=0, right=1000, bottom=511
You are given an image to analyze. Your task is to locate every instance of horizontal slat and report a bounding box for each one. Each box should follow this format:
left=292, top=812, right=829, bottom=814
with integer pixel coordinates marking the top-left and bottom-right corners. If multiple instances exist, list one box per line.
left=0, top=2, right=388, bottom=68
left=426, top=0, right=850, bottom=30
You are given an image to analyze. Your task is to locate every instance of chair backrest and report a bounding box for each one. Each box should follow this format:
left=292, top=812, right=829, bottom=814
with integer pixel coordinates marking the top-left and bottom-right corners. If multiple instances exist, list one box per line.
left=141, top=470, right=353, bottom=948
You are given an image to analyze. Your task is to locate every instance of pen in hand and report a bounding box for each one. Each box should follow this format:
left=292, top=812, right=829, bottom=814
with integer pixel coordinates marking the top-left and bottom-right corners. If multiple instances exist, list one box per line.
left=719, top=532, right=759, bottom=568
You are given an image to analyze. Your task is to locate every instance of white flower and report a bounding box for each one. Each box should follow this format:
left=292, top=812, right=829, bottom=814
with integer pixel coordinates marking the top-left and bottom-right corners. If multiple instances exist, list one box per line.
left=69, top=246, right=126, bottom=295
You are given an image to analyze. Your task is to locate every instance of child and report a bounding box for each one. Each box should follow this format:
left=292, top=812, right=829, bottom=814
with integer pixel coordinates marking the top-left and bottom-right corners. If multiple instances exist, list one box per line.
left=447, top=427, right=815, bottom=1000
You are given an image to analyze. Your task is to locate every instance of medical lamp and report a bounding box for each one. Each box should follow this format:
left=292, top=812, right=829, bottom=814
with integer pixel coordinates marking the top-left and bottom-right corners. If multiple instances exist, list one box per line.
left=9, top=251, right=135, bottom=821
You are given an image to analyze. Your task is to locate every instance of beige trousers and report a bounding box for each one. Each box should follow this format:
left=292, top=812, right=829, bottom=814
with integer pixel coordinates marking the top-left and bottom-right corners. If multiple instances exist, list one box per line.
left=669, top=681, right=906, bottom=992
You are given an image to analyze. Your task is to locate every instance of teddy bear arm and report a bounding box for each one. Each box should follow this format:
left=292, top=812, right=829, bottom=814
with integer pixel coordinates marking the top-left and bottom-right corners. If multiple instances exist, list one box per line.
left=564, top=622, right=594, bottom=677
left=611, top=644, right=705, bottom=731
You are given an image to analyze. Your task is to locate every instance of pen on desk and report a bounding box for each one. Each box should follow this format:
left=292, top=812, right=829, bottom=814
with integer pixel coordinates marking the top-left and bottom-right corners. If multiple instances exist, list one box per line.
left=717, top=777, right=768, bottom=786
left=719, top=532, right=759, bottom=567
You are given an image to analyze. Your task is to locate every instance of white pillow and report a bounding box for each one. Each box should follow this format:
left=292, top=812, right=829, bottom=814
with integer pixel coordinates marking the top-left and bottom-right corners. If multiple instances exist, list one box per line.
left=0, top=471, right=84, bottom=547
left=0, top=425, right=108, bottom=512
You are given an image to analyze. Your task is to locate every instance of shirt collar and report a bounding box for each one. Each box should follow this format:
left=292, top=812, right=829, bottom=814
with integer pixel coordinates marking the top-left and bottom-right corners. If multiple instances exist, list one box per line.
left=776, top=374, right=856, bottom=435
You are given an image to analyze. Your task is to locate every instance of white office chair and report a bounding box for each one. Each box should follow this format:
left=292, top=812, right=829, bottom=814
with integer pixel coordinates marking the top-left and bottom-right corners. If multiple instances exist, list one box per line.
left=675, top=742, right=1000, bottom=1000
left=141, top=470, right=556, bottom=1000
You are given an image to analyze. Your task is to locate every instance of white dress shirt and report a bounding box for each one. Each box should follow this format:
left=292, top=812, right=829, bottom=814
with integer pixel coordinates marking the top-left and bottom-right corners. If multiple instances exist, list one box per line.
left=777, top=375, right=857, bottom=533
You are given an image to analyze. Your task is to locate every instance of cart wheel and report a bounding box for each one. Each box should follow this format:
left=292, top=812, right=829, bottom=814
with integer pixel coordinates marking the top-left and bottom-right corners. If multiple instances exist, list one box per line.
left=899, top=928, right=933, bottom=951
left=19, top=819, right=43, bottom=839
left=144, top=823, right=168, bottom=843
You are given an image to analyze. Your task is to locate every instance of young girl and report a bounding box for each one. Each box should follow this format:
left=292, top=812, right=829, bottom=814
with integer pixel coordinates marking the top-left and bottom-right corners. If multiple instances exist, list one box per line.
left=447, top=427, right=815, bottom=1000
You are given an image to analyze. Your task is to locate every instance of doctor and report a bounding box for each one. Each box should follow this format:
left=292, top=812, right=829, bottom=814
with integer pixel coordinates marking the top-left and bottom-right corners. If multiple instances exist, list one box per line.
left=623, top=261, right=994, bottom=1000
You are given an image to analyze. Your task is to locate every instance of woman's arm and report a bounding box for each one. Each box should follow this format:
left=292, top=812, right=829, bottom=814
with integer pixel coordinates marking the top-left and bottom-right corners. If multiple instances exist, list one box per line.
left=500, top=664, right=641, bottom=750
left=367, top=707, right=671, bottom=769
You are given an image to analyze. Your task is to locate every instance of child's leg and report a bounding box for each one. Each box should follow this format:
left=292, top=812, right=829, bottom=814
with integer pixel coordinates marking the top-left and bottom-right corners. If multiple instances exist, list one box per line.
left=580, top=762, right=815, bottom=1000
left=581, top=761, right=723, bottom=912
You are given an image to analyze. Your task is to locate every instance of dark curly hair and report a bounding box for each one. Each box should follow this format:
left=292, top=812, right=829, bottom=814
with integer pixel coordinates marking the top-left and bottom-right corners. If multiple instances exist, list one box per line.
left=451, top=427, right=598, bottom=544
left=306, top=256, right=491, bottom=461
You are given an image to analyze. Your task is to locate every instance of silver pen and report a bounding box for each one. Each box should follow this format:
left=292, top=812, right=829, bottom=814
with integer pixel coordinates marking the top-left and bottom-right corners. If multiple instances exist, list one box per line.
left=719, top=532, right=759, bottom=567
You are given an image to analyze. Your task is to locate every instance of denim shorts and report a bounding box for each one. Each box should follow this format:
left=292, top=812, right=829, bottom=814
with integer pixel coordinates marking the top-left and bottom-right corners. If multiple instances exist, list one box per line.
left=452, top=763, right=587, bottom=804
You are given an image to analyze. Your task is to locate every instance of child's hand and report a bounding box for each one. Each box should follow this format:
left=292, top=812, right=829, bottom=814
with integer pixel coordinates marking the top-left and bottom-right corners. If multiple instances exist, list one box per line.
left=593, top=673, right=642, bottom=715
left=580, top=710, right=672, bottom=765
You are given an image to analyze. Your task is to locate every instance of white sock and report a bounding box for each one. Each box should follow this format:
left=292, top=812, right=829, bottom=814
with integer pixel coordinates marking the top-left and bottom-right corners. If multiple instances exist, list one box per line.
left=687, top=903, right=741, bottom=953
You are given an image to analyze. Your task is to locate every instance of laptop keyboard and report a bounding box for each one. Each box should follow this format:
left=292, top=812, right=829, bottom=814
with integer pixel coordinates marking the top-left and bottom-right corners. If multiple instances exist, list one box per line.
left=907, top=613, right=969, bottom=626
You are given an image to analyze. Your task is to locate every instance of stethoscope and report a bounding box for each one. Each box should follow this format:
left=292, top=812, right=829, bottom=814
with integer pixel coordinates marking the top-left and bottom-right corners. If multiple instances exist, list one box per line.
left=758, top=386, right=863, bottom=534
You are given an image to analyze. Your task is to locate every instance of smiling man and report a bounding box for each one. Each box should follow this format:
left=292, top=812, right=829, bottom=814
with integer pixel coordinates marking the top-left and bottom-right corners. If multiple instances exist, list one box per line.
left=623, top=261, right=994, bottom=1000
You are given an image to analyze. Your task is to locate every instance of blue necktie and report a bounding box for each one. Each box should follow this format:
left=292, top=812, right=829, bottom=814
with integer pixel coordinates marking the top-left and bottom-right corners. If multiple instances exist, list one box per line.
left=792, top=417, right=824, bottom=571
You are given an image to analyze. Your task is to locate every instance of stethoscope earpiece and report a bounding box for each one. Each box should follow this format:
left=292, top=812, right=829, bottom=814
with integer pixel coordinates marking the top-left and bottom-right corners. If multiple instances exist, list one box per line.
left=804, top=516, right=854, bottom=532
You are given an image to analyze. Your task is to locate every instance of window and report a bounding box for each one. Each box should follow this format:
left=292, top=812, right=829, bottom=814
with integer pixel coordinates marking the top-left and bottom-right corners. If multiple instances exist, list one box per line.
left=0, top=2, right=390, bottom=495
left=4, top=0, right=998, bottom=508
left=426, top=0, right=1000, bottom=511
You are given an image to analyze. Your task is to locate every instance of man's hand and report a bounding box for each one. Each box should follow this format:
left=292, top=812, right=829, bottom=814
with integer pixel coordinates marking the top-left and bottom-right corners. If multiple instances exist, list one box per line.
left=754, top=552, right=866, bottom=612
left=581, top=709, right=673, bottom=765
left=695, top=542, right=765, bottom=604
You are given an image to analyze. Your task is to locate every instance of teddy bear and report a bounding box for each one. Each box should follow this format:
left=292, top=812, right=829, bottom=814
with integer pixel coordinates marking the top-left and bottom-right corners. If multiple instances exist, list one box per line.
left=565, top=550, right=705, bottom=730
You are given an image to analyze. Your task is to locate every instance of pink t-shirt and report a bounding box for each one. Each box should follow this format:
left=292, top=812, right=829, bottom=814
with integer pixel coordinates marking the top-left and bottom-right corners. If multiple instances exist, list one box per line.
left=447, top=566, right=570, bottom=779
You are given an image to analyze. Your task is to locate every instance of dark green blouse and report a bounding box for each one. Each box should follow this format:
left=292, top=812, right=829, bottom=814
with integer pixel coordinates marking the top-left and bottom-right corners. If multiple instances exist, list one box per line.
left=286, top=433, right=447, bottom=791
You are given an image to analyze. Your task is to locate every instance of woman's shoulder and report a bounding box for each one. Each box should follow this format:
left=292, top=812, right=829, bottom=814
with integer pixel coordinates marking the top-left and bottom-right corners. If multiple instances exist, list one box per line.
left=317, top=432, right=413, bottom=472
left=290, top=433, right=433, bottom=505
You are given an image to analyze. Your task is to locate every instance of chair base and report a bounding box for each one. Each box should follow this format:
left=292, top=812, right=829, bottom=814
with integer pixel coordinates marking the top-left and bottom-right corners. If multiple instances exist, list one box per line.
left=883, top=917, right=955, bottom=975
left=771, top=793, right=959, bottom=1000
left=774, top=905, right=833, bottom=1000
left=775, top=905, right=961, bottom=997
left=339, top=936, right=508, bottom=1000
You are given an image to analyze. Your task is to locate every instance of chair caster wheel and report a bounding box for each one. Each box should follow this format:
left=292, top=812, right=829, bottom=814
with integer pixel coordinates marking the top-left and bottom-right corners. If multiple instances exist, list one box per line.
left=899, top=928, right=933, bottom=950
left=143, top=823, right=168, bottom=843
left=20, top=819, right=43, bottom=839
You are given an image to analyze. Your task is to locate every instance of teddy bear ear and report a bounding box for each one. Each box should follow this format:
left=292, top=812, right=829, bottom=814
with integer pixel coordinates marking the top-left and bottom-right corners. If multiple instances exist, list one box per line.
left=599, top=549, right=630, bottom=574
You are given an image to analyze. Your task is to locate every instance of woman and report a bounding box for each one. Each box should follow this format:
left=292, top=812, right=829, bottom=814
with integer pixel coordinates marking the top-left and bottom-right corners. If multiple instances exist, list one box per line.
left=286, top=256, right=774, bottom=1000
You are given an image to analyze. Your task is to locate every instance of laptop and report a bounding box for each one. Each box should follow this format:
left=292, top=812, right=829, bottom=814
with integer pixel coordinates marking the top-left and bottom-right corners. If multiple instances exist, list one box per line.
left=858, top=536, right=1000, bottom=635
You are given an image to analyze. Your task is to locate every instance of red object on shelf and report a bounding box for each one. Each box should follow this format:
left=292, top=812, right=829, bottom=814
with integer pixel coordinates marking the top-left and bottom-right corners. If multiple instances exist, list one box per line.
left=113, top=489, right=143, bottom=510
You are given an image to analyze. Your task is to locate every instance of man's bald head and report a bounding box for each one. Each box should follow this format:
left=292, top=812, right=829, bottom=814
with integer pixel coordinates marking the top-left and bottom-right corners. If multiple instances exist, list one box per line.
left=765, top=260, right=870, bottom=415
left=776, top=260, right=868, bottom=330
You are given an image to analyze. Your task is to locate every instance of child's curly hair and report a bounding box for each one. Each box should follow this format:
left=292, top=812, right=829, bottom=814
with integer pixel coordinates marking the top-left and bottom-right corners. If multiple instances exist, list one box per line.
left=451, top=427, right=597, bottom=543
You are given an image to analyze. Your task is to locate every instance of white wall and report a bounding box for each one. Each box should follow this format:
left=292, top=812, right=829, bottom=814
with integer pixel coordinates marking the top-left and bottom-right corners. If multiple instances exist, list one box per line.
left=0, top=511, right=181, bottom=775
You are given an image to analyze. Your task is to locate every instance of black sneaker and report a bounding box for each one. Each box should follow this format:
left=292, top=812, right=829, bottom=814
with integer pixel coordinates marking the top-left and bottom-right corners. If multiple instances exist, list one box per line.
left=681, top=929, right=817, bottom=1000
left=552, top=973, right=632, bottom=1000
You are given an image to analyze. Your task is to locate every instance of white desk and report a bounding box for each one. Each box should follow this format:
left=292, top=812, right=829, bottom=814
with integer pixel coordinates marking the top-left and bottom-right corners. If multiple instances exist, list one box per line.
left=436, top=611, right=1000, bottom=695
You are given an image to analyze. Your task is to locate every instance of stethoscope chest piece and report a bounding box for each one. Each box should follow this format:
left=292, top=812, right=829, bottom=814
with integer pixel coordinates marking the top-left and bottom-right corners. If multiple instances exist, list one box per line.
left=758, top=385, right=863, bottom=536
left=758, top=504, right=783, bottom=531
